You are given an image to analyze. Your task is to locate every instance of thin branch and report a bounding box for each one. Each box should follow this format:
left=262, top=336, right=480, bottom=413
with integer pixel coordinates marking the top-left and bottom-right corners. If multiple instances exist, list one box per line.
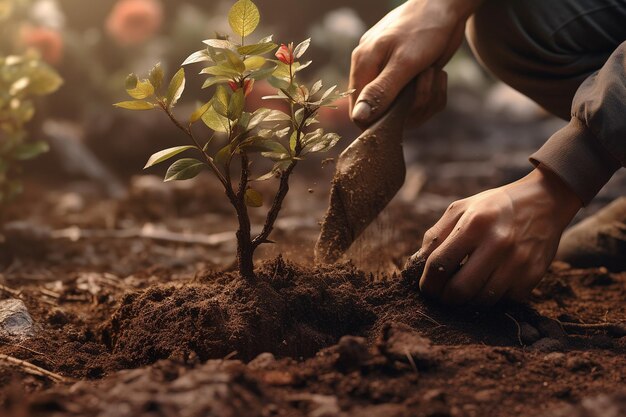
left=0, top=354, right=66, bottom=382
left=157, top=101, right=235, bottom=201
left=251, top=108, right=310, bottom=249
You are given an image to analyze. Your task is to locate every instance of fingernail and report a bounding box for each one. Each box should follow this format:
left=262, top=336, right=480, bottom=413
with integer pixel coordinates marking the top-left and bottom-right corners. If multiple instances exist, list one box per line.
left=352, top=101, right=371, bottom=121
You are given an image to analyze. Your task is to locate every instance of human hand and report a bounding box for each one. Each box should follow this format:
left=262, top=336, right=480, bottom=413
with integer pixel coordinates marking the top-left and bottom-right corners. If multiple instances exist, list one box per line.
left=406, top=167, right=582, bottom=306
left=350, top=0, right=481, bottom=128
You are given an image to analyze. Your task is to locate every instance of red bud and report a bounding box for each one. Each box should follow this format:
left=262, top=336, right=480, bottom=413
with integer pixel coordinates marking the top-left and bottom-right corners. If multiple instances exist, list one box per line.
left=275, top=44, right=294, bottom=65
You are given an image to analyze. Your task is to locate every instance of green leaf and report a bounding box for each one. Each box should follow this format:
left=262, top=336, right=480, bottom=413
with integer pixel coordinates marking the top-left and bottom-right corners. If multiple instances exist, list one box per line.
left=293, top=38, right=311, bottom=59
left=295, top=61, right=312, bottom=73
left=190, top=101, right=212, bottom=123
left=202, top=76, right=231, bottom=89
left=223, top=49, right=246, bottom=73
left=13, top=141, right=49, bottom=160
left=310, top=80, right=323, bottom=96
left=303, top=132, right=341, bottom=154
left=114, top=100, right=155, bottom=110
left=240, top=138, right=286, bottom=153
left=200, top=65, right=240, bottom=77
left=267, top=76, right=291, bottom=91
left=244, top=188, right=263, bottom=207
left=182, top=49, right=212, bottom=66
left=164, top=158, right=205, bottom=182
left=263, top=110, right=291, bottom=122
left=237, top=42, right=277, bottom=56
left=228, top=89, right=245, bottom=120
left=149, top=63, right=164, bottom=90
left=203, top=39, right=237, bottom=50
left=255, top=170, right=279, bottom=181
left=127, top=79, right=154, bottom=100
left=247, top=108, right=272, bottom=129
left=145, top=146, right=196, bottom=169
left=125, top=73, right=138, bottom=90
left=166, top=68, right=186, bottom=109
left=248, top=64, right=278, bottom=80
left=228, top=0, right=260, bottom=38
left=244, top=56, right=266, bottom=71
left=202, top=105, right=230, bottom=132
left=289, top=131, right=297, bottom=153
left=214, top=144, right=233, bottom=167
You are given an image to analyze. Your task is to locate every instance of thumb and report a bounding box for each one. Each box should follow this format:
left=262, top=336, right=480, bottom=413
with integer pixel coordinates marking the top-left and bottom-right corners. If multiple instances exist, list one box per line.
left=351, top=55, right=418, bottom=126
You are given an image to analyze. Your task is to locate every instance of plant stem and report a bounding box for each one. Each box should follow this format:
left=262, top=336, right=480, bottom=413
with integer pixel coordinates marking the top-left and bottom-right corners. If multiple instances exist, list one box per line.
left=235, top=153, right=255, bottom=279
left=159, top=101, right=259, bottom=279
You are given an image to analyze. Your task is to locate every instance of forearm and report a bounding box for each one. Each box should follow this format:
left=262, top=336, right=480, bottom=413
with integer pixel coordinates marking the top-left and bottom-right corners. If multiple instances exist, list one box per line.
left=530, top=41, right=626, bottom=205
left=440, top=0, right=485, bottom=20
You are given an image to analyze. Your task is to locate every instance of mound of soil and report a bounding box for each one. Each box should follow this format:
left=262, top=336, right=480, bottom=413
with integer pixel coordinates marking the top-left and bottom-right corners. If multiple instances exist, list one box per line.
left=104, top=258, right=375, bottom=366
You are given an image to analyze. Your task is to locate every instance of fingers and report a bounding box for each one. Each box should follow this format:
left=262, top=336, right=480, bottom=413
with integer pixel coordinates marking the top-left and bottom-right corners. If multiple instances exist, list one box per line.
left=349, top=43, right=385, bottom=118
left=351, top=48, right=427, bottom=127
left=440, top=243, right=504, bottom=305
left=409, top=69, right=447, bottom=126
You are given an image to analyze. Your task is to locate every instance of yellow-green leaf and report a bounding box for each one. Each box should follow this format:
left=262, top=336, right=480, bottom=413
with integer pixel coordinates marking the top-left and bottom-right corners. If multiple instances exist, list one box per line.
left=190, top=101, right=212, bottom=123
left=244, top=56, right=266, bottom=71
left=228, top=0, right=260, bottom=38
left=244, top=188, right=263, bottom=207
left=144, top=146, right=196, bottom=169
left=164, top=158, right=205, bottom=182
left=202, top=105, right=230, bottom=133
left=114, top=100, right=155, bottom=110
left=127, top=79, right=154, bottom=99
left=149, top=63, right=164, bottom=90
left=166, top=68, right=185, bottom=109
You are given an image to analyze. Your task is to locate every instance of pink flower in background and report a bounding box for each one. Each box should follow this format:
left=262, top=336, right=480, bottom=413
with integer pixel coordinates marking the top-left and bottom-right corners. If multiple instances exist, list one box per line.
left=105, top=0, right=163, bottom=47
left=20, top=25, right=64, bottom=65
left=228, top=79, right=255, bottom=97
left=275, top=44, right=294, bottom=65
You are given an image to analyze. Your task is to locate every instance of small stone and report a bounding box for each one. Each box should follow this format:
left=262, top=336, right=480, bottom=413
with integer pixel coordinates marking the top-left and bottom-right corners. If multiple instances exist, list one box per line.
left=248, top=352, right=276, bottom=370
left=335, top=335, right=369, bottom=372
left=423, top=389, right=446, bottom=402
left=474, top=389, right=500, bottom=403
left=383, top=323, right=437, bottom=368
left=531, top=338, right=565, bottom=352
left=519, top=323, right=541, bottom=345
left=543, top=352, right=566, bottom=364
left=0, top=299, right=35, bottom=339
left=566, top=355, right=597, bottom=373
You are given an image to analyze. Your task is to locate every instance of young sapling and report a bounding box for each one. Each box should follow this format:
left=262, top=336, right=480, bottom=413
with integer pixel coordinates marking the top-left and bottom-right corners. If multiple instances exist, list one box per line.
left=115, top=0, right=352, bottom=279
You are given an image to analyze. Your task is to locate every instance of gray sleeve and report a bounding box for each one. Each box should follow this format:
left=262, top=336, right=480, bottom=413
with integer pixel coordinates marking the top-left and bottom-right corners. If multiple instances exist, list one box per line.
left=530, top=41, right=626, bottom=205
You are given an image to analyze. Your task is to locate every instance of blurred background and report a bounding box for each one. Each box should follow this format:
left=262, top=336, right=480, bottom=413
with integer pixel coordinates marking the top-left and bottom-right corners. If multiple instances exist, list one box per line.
left=2, top=0, right=625, bottom=273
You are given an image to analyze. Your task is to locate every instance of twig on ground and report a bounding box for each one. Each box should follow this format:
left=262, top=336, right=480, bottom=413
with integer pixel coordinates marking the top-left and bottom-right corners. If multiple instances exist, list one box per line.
left=10, top=345, right=56, bottom=365
left=559, top=321, right=626, bottom=337
left=0, top=284, right=21, bottom=297
left=0, top=354, right=66, bottom=382
left=50, top=224, right=262, bottom=247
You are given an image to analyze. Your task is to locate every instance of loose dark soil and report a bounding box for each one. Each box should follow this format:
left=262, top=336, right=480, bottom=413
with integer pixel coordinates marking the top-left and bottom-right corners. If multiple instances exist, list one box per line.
left=1, top=133, right=625, bottom=417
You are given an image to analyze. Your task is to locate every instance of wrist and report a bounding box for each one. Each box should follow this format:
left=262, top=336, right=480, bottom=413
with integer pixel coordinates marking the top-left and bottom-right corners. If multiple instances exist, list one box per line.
left=441, top=0, right=484, bottom=20
left=529, top=166, right=582, bottom=225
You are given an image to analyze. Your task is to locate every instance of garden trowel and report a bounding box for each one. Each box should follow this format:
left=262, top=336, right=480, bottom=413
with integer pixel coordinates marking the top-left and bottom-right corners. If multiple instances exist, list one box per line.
left=315, top=81, right=416, bottom=264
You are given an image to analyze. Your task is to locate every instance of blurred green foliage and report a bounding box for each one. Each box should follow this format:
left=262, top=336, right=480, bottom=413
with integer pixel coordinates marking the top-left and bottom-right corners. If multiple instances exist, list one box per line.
left=0, top=0, right=62, bottom=205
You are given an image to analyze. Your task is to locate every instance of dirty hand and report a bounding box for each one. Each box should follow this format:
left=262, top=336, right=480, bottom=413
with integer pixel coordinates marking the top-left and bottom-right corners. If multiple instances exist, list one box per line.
left=407, top=167, right=582, bottom=306
left=350, top=0, right=481, bottom=127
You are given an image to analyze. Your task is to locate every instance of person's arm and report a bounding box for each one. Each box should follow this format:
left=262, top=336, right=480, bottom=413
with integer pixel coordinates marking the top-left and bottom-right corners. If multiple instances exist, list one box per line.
left=530, top=41, right=626, bottom=205
left=349, top=0, right=483, bottom=128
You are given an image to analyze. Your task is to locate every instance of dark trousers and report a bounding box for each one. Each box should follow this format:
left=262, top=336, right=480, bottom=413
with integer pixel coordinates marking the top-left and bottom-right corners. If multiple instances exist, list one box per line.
left=466, top=0, right=626, bottom=120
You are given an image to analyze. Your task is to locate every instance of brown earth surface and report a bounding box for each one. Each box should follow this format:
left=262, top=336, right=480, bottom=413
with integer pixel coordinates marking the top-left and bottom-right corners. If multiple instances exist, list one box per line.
left=0, top=172, right=625, bottom=417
